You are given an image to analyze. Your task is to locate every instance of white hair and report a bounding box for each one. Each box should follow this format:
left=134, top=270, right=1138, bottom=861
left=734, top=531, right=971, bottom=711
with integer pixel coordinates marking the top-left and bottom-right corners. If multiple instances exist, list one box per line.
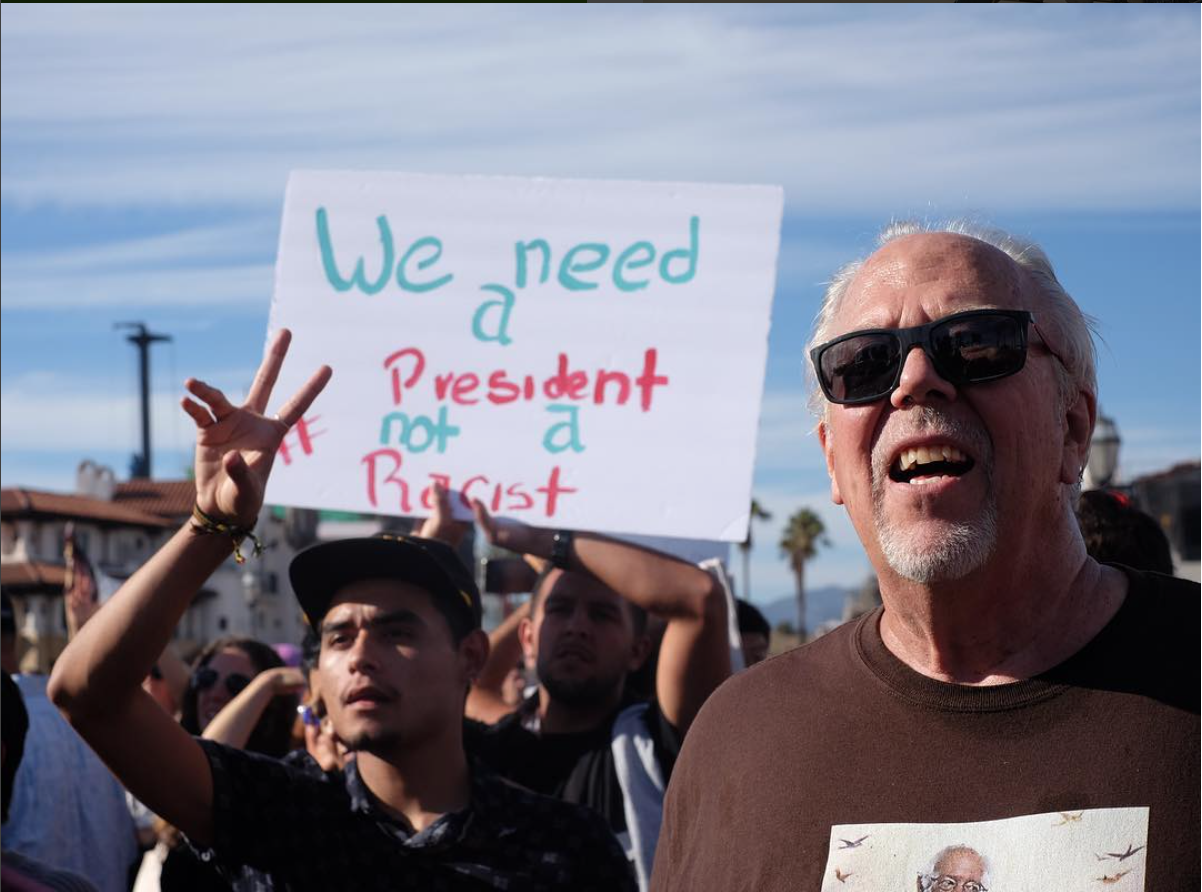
left=806, top=219, right=1099, bottom=420
left=919, top=844, right=993, bottom=890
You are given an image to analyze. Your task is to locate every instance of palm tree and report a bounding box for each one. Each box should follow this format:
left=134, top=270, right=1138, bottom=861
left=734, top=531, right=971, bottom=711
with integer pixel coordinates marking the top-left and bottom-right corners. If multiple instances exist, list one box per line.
left=779, top=508, right=828, bottom=640
left=737, top=498, right=773, bottom=602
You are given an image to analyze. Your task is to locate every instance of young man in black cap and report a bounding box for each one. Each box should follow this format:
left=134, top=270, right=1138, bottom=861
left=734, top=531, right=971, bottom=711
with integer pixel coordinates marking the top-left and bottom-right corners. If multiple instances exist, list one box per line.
left=49, top=330, right=634, bottom=891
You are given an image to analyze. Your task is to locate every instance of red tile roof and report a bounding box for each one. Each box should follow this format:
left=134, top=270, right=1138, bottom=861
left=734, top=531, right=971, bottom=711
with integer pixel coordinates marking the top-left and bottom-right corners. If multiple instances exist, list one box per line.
left=0, top=561, right=67, bottom=589
left=113, top=479, right=196, bottom=519
left=0, top=488, right=175, bottom=528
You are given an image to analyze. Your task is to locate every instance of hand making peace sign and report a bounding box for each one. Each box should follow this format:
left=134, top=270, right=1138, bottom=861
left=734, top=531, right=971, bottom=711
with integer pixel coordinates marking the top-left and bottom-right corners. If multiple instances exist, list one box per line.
left=180, top=329, right=332, bottom=528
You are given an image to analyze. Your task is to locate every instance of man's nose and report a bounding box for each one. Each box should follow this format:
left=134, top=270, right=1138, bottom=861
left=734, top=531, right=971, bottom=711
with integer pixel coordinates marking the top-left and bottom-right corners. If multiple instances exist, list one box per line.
left=563, top=605, right=593, bottom=636
left=346, top=630, right=379, bottom=673
left=889, top=345, right=957, bottom=409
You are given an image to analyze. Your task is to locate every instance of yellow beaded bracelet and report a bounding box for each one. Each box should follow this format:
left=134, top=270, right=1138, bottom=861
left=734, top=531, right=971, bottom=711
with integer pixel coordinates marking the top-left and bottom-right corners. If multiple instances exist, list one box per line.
left=190, top=504, right=264, bottom=565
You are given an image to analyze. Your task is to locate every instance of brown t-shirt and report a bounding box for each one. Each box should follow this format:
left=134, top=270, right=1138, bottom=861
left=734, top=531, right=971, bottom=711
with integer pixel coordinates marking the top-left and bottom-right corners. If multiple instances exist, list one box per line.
left=651, top=567, right=1199, bottom=891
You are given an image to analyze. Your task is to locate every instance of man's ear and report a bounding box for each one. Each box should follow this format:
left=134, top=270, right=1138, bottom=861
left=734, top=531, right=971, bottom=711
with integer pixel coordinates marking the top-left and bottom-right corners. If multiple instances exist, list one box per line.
left=517, top=616, right=537, bottom=667
left=817, top=420, right=844, bottom=505
left=1060, top=387, right=1097, bottom=486
left=627, top=632, right=652, bottom=673
left=459, top=629, right=490, bottom=682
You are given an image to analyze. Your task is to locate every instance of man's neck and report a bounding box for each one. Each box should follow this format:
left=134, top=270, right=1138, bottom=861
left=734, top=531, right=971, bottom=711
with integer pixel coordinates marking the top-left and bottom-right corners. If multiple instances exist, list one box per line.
left=536, top=684, right=624, bottom=735
left=355, top=731, right=472, bottom=834
left=876, top=534, right=1128, bottom=685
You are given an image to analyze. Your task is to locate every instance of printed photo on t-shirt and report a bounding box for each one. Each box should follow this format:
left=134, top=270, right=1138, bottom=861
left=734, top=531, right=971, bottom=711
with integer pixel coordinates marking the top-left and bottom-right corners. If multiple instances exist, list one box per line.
left=820, top=807, right=1148, bottom=891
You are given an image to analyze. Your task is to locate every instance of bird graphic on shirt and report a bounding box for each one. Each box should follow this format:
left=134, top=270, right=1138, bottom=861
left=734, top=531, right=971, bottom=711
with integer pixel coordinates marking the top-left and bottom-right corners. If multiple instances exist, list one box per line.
left=1095, top=870, right=1130, bottom=884
left=834, top=868, right=853, bottom=883
left=1053, top=812, right=1083, bottom=826
left=838, top=835, right=869, bottom=849
left=1106, top=843, right=1144, bottom=861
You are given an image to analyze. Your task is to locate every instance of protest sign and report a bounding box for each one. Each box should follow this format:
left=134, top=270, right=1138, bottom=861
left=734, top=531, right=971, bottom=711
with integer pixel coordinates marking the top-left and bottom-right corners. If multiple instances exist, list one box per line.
left=265, top=171, right=782, bottom=541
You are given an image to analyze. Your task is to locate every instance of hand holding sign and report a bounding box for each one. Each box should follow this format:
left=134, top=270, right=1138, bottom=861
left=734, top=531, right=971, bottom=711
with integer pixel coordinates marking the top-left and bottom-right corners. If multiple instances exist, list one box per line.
left=416, top=481, right=471, bottom=548
left=471, top=498, right=546, bottom=558
left=181, top=329, right=332, bottom=528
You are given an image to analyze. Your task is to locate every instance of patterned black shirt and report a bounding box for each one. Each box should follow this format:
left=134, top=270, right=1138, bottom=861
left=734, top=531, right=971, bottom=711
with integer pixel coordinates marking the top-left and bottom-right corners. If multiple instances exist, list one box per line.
left=195, top=739, right=635, bottom=891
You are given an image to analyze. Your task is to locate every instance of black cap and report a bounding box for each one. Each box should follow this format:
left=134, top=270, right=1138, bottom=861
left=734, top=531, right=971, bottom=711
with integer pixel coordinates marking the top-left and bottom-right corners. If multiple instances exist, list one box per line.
left=289, top=533, right=482, bottom=634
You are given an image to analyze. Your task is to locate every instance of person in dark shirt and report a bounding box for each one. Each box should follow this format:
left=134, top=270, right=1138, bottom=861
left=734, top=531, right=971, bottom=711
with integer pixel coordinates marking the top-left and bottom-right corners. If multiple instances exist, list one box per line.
left=464, top=504, right=732, bottom=889
left=735, top=598, right=771, bottom=667
left=1074, top=488, right=1174, bottom=574
left=48, top=330, right=634, bottom=892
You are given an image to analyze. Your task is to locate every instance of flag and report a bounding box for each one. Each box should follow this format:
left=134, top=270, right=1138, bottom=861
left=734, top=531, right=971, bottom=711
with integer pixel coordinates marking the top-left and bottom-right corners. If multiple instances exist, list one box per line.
left=63, top=523, right=98, bottom=605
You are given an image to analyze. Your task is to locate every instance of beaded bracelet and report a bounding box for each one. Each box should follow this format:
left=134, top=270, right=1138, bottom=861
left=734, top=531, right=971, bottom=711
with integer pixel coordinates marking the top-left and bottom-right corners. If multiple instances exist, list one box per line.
left=190, top=504, right=264, bottom=565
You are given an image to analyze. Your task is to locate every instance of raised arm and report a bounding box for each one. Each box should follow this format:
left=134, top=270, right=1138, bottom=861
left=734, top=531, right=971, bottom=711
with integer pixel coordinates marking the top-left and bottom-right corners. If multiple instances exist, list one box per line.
left=466, top=598, right=532, bottom=723
left=48, top=330, right=330, bottom=845
left=202, top=666, right=306, bottom=750
left=471, top=503, right=731, bottom=735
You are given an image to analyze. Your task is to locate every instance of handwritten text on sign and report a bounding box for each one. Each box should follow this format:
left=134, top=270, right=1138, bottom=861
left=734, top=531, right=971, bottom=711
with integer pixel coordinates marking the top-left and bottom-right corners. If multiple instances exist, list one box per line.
left=265, top=172, right=782, bottom=541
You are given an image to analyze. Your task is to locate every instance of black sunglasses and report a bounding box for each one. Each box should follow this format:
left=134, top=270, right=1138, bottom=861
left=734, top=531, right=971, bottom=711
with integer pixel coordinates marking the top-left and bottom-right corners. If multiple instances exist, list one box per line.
left=810, top=309, right=1053, bottom=406
left=190, top=666, right=251, bottom=698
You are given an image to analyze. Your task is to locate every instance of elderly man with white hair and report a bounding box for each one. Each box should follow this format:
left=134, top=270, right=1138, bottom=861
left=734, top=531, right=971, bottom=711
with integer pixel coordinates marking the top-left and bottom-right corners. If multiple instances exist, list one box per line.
left=650, top=222, right=1198, bottom=890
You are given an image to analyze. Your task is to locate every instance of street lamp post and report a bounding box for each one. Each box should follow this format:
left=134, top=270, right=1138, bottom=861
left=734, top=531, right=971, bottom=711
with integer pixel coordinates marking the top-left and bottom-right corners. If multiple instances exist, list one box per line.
left=1086, top=412, right=1121, bottom=490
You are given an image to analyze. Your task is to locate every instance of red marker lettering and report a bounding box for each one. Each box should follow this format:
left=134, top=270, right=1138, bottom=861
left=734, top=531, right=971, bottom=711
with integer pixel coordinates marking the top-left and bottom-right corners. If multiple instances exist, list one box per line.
left=383, top=348, right=425, bottom=406
left=594, top=369, right=630, bottom=406
left=505, top=483, right=534, bottom=511
left=543, top=353, right=589, bottom=401
left=537, top=466, right=577, bottom=517
left=451, top=372, right=480, bottom=405
left=487, top=370, right=521, bottom=405
left=636, top=348, right=669, bottom=411
left=460, top=475, right=489, bottom=509
left=361, top=448, right=412, bottom=512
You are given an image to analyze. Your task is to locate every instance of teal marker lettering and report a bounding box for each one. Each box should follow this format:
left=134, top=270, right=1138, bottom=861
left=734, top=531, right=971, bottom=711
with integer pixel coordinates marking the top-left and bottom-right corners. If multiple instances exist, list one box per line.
left=316, top=207, right=394, bottom=295
left=515, top=239, right=551, bottom=289
left=613, top=241, right=656, bottom=292
left=542, top=404, right=586, bottom=454
left=659, top=215, right=699, bottom=285
left=397, top=237, right=453, bottom=293
left=379, top=406, right=460, bottom=454
left=472, top=284, right=516, bottom=346
left=558, top=243, right=610, bottom=291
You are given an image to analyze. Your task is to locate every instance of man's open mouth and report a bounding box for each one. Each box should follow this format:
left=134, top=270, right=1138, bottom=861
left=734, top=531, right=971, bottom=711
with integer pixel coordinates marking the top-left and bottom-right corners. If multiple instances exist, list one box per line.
left=888, top=444, right=975, bottom=484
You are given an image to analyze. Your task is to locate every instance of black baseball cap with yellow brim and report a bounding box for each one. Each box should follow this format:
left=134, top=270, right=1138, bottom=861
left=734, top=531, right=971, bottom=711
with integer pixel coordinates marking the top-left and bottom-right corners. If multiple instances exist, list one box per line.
left=289, top=533, right=482, bottom=635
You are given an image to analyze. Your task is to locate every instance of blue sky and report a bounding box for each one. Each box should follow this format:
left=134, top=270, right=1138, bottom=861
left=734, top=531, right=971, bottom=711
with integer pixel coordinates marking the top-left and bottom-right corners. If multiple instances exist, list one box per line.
left=2, top=4, right=1198, bottom=605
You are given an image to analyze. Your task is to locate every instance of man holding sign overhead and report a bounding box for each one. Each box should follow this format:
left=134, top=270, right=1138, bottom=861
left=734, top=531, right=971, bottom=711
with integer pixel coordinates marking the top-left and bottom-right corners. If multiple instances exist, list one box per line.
left=463, top=501, right=732, bottom=892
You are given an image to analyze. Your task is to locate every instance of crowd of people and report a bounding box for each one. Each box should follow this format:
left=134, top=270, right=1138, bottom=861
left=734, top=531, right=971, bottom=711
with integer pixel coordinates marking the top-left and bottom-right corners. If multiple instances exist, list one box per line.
left=2, top=221, right=1197, bottom=890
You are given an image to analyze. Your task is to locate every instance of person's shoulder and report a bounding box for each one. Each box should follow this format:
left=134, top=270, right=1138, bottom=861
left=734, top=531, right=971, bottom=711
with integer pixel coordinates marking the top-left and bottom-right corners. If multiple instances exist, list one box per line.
left=476, top=769, right=634, bottom=882
left=714, top=620, right=858, bottom=706
left=198, top=737, right=344, bottom=800
left=2, top=849, right=99, bottom=892
left=680, top=619, right=863, bottom=752
left=1113, top=564, right=1200, bottom=615
left=478, top=765, right=612, bottom=838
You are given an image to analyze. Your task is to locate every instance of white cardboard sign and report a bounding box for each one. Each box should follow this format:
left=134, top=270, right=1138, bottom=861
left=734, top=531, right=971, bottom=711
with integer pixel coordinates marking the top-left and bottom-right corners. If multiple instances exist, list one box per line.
left=264, top=171, right=782, bottom=541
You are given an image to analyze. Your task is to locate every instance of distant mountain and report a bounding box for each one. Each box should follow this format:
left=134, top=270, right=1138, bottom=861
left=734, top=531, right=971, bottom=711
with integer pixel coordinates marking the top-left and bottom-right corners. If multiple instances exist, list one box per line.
left=757, top=585, right=852, bottom=633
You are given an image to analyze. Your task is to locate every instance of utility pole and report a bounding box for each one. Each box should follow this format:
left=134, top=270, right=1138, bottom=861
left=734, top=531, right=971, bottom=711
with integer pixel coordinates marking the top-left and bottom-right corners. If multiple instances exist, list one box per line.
left=116, top=322, right=172, bottom=479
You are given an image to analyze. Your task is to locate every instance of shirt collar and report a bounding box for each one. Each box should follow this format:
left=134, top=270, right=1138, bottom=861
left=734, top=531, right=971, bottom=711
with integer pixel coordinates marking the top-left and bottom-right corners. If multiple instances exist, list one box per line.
left=343, top=755, right=504, bottom=850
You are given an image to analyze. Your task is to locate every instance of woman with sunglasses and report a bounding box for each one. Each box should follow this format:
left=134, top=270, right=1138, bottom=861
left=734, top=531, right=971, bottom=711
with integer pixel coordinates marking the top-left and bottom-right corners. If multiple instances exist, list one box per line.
left=152, top=637, right=299, bottom=892
left=180, top=637, right=296, bottom=756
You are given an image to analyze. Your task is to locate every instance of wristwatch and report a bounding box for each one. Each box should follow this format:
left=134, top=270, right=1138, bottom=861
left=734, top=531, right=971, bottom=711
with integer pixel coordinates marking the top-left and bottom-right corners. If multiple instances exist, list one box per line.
left=550, top=530, right=574, bottom=569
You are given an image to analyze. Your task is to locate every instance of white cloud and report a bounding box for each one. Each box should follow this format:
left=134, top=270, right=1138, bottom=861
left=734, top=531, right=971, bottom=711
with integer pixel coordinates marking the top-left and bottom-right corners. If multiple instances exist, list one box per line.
left=0, top=368, right=258, bottom=453
left=2, top=6, right=1196, bottom=211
